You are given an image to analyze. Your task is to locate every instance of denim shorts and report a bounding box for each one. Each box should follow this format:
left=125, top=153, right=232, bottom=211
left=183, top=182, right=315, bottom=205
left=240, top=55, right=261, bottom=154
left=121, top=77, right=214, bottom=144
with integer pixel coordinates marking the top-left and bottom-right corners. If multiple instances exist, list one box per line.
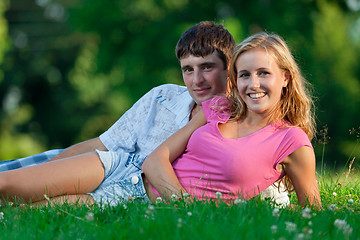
left=89, top=150, right=151, bottom=206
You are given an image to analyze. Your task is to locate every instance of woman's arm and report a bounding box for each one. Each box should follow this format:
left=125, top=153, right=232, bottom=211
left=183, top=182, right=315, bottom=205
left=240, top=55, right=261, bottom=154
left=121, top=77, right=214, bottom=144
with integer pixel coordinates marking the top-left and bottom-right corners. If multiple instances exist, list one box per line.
left=141, top=109, right=206, bottom=201
left=281, top=146, right=322, bottom=208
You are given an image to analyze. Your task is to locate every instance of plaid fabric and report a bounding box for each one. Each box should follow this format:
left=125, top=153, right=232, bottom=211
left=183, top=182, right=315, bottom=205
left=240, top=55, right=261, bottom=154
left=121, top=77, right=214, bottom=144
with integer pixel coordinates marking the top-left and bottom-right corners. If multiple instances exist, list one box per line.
left=0, top=149, right=64, bottom=172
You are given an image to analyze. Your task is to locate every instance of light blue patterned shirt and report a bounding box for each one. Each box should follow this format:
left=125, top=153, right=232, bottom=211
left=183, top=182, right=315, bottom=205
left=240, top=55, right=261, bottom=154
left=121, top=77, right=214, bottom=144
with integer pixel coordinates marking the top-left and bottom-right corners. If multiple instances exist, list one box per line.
left=100, top=84, right=194, bottom=157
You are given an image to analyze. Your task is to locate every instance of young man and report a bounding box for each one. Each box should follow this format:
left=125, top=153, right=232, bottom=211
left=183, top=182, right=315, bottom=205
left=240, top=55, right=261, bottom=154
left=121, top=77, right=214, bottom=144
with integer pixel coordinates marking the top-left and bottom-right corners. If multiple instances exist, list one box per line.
left=0, top=22, right=289, bottom=205
left=0, top=21, right=231, bottom=170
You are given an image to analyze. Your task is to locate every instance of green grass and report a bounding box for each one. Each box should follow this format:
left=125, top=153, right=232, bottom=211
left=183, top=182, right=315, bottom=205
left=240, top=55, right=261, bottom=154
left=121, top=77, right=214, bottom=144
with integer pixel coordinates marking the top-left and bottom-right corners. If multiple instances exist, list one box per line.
left=1, top=171, right=360, bottom=240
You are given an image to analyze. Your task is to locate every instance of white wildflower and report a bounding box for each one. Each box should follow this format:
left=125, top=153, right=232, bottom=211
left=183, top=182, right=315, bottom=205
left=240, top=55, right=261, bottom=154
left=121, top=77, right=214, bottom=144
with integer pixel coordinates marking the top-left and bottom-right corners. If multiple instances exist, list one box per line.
left=302, top=227, right=313, bottom=235
left=182, top=193, right=190, bottom=199
left=270, top=225, right=278, bottom=234
left=334, top=219, right=353, bottom=236
left=296, top=233, right=305, bottom=240
left=148, top=205, right=155, bottom=211
left=334, top=219, right=347, bottom=229
left=234, top=199, right=246, bottom=205
left=285, top=221, right=297, bottom=232
left=171, top=194, right=179, bottom=201
left=302, top=207, right=312, bottom=219
left=156, top=197, right=162, bottom=204
left=187, top=212, right=192, bottom=216
left=122, top=204, right=128, bottom=209
left=308, top=221, right=313, bottom=226
left=347, top=199, right=354, bottom=205
left=177, top=218, right=183, bottom=228
left=344, top=226, right=353, bottom=235
left=85, top=212, right=94, bottom=221
left=215, top=191, right=222, bottom=198
left=0, top=212, right=4, bottom=220
left=272, top=208, right=280, bottom=217
left=328, top=204, right=338, bottom=211
left=332, top=192, right=337, bottom=197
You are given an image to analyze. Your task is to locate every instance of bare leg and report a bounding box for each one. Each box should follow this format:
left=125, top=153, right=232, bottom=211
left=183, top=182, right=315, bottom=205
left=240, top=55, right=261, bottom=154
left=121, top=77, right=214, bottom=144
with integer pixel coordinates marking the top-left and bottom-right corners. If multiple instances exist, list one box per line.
left=32, top=194, right=95, bottom=207
left=0, top=152, right=104, bottom=203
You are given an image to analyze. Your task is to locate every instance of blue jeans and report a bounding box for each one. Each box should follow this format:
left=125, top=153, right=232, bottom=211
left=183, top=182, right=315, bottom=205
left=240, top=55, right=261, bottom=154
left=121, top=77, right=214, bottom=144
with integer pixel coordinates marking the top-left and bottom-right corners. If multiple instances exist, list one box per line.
left=89, top=150, right=150, bottom=206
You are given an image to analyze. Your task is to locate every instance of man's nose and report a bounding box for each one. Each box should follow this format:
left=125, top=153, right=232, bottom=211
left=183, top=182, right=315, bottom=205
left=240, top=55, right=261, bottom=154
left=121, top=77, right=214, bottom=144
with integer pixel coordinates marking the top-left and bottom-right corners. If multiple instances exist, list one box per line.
left=193, top=69, right=205, bottom=85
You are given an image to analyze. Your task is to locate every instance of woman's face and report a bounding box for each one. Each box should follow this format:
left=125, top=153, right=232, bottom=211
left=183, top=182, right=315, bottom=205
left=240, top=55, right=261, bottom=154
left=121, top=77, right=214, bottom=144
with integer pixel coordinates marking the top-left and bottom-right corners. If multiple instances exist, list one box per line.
left=235, top=47, right=288, bottom=118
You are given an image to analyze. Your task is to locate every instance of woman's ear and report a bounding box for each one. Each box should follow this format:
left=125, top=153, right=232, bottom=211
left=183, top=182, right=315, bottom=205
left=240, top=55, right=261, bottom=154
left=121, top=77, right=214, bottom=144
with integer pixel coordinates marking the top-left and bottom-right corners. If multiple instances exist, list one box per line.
left=283, top=70, right=290, bottom=87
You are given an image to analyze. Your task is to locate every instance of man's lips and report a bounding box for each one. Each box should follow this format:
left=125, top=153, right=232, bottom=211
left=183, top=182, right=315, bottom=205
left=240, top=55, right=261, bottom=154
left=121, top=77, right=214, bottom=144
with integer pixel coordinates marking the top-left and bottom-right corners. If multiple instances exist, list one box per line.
left=193, top=87, right=211, bottom=95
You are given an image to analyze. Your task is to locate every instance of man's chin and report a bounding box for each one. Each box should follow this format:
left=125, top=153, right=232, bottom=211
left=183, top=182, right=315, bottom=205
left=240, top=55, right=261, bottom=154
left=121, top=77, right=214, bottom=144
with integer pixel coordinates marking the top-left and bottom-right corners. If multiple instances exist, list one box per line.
left=196, top=95, right=215, bottom=104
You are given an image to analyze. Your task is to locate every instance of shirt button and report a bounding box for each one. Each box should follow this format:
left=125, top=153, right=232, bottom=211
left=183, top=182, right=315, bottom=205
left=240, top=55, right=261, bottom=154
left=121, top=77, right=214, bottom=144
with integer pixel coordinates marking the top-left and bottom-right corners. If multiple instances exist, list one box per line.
left=131, top=176, right=139, bottom=185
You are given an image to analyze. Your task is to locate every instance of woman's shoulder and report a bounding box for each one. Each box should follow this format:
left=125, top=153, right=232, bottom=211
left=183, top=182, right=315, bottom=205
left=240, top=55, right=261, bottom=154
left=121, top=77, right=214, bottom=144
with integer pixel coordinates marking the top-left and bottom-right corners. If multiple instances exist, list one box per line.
left=202, top=96, right=231, bottom=123
left=272, top=122, right=312, bottom=147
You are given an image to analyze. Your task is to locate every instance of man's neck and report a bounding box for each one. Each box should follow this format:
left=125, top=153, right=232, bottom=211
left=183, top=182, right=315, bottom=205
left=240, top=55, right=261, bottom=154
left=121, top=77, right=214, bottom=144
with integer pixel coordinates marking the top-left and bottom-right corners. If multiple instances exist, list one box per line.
left=190, top=104, right=202, bottom=120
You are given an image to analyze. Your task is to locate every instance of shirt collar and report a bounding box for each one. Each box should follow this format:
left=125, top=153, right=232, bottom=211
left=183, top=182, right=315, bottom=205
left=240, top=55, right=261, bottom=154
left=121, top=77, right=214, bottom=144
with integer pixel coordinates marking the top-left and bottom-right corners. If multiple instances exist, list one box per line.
left=162, top=90, right=195, bottom=126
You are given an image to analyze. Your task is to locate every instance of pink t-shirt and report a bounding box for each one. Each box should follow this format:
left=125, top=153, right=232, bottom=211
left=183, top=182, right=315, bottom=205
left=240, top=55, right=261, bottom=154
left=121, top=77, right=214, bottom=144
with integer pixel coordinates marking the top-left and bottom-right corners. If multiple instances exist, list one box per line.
left=152, top=96, right=312, bottom=201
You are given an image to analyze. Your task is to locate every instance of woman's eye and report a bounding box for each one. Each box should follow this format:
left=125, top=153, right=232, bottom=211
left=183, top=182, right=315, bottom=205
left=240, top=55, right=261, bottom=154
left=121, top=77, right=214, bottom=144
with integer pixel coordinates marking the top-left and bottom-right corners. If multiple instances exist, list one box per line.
left=238, top=73, right=249, bottom=78
left=259, top=71, right=270, bottom=76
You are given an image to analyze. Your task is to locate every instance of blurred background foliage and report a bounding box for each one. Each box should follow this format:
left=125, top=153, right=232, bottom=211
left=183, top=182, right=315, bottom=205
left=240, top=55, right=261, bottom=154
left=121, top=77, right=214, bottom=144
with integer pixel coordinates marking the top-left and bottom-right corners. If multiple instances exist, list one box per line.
left=0, top=0, right=359, bottom=169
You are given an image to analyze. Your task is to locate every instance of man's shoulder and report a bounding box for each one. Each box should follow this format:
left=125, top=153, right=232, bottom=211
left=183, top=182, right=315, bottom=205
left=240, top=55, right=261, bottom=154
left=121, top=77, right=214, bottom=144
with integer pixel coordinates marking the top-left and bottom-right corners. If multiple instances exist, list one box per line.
left=149, top=84, right=190, bottom=101
left=150, top=84, right=187, bottom=95
left=147, top=84, right=193, bottom=114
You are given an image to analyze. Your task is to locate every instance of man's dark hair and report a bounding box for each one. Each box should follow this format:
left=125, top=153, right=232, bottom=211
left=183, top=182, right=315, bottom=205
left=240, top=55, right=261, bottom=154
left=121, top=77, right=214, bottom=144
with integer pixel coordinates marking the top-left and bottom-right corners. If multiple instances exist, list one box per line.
left=175, top=21, right=235, bottom=69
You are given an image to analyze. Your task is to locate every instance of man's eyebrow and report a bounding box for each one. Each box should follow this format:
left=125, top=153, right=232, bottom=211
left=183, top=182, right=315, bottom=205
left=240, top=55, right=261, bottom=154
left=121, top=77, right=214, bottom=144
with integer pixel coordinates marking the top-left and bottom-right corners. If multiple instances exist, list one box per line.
left=181, top=61, right=218, bottom=70
left=200, top=61, right=217, bottom=66
left=181, top=65, right=192, bottom=70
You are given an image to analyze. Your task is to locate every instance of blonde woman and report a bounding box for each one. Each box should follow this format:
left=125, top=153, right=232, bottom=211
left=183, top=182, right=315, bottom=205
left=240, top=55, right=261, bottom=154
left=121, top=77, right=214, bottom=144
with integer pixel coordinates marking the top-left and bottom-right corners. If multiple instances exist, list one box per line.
left=143, top=32, right=321, bottom=207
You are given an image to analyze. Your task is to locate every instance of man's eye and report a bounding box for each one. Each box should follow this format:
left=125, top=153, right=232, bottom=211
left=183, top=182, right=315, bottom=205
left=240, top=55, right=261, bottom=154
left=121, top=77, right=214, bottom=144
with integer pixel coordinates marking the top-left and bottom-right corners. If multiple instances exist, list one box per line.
left=203, top=65, right=212, bottom=70
left=183, top=68, right=193, bottom=73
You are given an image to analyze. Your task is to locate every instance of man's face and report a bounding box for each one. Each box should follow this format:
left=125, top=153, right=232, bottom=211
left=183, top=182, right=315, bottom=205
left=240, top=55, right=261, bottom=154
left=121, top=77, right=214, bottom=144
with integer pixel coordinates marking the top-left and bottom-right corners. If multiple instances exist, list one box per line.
left=180, top=52, right=228, bottom=105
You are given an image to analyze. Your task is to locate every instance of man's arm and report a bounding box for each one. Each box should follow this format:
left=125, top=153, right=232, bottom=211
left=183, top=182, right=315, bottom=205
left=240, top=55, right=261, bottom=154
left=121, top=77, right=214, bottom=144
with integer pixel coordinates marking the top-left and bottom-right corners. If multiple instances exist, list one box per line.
left=50, top=137, right=108, bottom=161
left=52, top=86, right=162, bottom=161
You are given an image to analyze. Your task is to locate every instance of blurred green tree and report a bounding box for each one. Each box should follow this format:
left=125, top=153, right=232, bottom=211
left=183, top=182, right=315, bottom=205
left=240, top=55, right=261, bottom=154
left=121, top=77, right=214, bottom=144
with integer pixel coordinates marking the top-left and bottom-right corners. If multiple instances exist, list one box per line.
left=0, top=0, right=359, bottom=168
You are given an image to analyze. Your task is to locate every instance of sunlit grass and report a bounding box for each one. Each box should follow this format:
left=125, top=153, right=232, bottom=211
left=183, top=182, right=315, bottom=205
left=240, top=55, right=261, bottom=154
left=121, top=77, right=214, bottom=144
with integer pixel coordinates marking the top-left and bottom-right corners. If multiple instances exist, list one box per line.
left=1, top=126, right=360, bottom=239
left=1, top=169, right=360, bottom=240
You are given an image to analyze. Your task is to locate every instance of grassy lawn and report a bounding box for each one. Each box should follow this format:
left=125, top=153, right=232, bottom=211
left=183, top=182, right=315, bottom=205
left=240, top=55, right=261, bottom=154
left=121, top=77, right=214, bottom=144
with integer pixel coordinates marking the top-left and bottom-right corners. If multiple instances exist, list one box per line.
left=0, top=170, right=359, bottom=240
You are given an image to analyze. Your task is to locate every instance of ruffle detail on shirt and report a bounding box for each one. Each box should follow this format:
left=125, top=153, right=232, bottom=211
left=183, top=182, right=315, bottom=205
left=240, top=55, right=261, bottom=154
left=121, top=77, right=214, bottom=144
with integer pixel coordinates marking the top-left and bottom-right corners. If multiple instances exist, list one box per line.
left=202, top=96, right=231, bottom=123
